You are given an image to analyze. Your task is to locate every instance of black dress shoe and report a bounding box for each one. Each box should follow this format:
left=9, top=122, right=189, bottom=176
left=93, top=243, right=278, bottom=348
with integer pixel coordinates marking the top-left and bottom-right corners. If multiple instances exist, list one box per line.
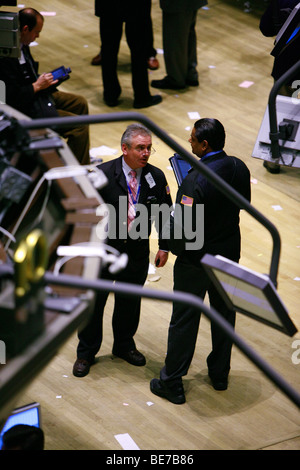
left=133, top=94, right=162, bottom=109
left=113, top=349, right=146, bottom=366
left=150, top=378, right=186, bottom=405
left=73, top=358, right=94, bottom=377
left=104, top=97, right=120, bottom=107
left=186, top=79, right=199, bottom=87
left=91, top=52, right=102, bottom=66
left=263, top=160, right=280, bottom=174
left=151, top=77, right=185, bottom=90
left=209, top=376, right=228, bottom=391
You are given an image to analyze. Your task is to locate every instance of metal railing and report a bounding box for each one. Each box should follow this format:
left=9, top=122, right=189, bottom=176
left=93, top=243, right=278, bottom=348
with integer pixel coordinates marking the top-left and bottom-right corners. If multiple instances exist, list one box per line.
left=19, top=112, right=281, bottom=286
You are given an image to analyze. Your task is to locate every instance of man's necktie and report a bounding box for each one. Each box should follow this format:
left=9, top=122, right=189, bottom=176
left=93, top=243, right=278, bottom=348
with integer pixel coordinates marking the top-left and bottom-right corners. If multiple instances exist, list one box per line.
left=128, top=170, right=138, bottom=230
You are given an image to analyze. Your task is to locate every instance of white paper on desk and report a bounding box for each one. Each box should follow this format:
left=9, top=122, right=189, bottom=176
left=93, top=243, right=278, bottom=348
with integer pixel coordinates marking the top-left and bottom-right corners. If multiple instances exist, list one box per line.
left=115, top=433, right=140, bottom=450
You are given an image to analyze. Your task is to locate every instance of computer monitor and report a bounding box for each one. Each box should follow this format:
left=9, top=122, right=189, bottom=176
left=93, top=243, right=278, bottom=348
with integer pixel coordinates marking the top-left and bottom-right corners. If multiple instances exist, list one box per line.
left=252, top=95, right=300, bottom=168
left=0, top=402, right=41, bottom=449
left=201, top=254, right=297, bottom=336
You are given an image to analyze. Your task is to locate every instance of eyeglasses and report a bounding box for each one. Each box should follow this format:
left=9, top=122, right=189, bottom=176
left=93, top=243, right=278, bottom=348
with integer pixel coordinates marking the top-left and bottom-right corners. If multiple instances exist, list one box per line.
left=133, top=146, right=156, bottom=155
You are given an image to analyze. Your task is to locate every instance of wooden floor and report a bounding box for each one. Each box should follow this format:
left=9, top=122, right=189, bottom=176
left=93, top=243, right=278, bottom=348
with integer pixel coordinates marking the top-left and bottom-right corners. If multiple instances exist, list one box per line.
left=5, top=0, right=300, bottom=450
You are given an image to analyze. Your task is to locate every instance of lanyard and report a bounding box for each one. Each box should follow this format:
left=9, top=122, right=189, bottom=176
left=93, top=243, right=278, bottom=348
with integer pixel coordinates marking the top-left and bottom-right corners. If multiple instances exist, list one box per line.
left=127, top=183, right=141, bottom=205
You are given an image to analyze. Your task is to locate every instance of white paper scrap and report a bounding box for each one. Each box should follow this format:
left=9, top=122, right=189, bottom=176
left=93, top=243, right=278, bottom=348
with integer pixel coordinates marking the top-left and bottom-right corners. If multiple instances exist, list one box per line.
left=148, top=263, right=156, bottom=274
left=40, top=11, right=56, bottom=16
left=115, top=433, right=140, bottom=450
left=188, top=112, right=201, bottom=120
left=239, top=81, right=254, bottom=88
left=294, top=277, right=300, bottom=281
left=148, top=275, right=161, bottom=282
left=90, top=145, right=118, bottom=157
left=271, top=205, right=283, bottom=211
left=146, top=401, right=154, bottom=406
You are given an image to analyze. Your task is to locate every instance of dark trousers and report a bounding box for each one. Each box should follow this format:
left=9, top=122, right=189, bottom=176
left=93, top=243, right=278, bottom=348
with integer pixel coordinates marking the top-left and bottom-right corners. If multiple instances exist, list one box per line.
left=99, top=1, right=152, bottom=103
left=160, top=256, right=236, bottom=383
left=52, top=91, right=90, bottom=165
left=162, top=10, right=198, bottom=87
left=77, top=241, right=149, bottom=361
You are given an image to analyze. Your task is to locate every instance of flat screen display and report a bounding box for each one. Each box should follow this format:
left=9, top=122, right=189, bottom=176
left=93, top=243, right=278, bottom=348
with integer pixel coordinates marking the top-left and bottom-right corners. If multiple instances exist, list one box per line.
left=201, top=254, right=297, bottom=336
left=0, top=402, right=41, bottom=449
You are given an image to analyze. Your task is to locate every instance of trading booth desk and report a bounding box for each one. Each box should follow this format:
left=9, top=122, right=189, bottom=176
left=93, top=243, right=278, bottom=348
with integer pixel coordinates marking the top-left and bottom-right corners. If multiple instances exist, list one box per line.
left=0, top=104, right=107, bottom=426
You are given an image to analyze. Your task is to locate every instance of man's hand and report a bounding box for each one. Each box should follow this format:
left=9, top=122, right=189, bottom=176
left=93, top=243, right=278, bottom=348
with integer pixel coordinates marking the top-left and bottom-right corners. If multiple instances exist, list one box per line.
left=33, top=73, right=58, bottom=92
left=154, top=250, right=169, bottom=268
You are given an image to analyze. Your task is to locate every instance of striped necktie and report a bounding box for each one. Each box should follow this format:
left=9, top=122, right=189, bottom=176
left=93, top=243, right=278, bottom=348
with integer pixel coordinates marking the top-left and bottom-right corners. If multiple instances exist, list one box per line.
left=128, top=170, right=137, bottom=230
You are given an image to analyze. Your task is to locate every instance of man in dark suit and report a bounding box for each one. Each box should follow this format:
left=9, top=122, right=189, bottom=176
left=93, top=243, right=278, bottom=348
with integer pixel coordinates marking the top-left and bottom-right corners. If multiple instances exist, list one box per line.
left=73, top=123, right=173, bottom=377
left=0, top=8, right=90, bottom=165
left=91, top=0, right=159, bottom=71
left=151, top=0, right=208, bottom=90
left=150, top=118, right=251, bottom=404
left=95, top=0, right=162, bottom=108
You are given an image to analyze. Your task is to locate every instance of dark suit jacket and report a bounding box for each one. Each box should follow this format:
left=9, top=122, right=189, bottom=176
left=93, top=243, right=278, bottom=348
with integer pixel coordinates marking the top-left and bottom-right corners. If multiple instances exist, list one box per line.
left=0, top=46, right=58, bottom=118
left=95, top=0, right=151, bottom=16
left=160, top=0, right=207, bottom=12
left=168, top=151, right=251, bottom=265
left=98, top=156, right=172, bottom=255
left=260, top=0, right=300, bottom=81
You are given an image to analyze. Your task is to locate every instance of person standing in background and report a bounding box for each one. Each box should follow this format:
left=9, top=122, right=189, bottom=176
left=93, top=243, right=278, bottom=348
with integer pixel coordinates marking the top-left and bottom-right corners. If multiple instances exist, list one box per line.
left=151, top=0, right=208, bottom=90
left=91, top=0, right=159, bottom=71
left=95, top=0, right=162, bottom=108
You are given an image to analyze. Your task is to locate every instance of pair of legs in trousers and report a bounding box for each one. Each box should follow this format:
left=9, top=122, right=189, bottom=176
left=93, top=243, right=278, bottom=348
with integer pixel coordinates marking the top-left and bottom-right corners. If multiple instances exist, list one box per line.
left=99, top=2, right=153, bottom=105
left=52, top=91, right=90, bottom=165
left=160, top=256, right=236, bottom=385
left=162, top=9, right=199, bottom=87
left=76, top=247, right=149, bottom=362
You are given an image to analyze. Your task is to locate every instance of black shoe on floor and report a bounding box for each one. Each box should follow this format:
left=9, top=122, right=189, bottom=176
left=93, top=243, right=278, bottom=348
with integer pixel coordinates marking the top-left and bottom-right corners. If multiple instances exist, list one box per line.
left=73, top=358, right=94, bottom=377
left=186, top=79, right=199, bottom=87
left=263, top=160, right=280, bottom=174
left=150, top=378, right=186, bottom=405
left=151, top=76, right=186, bottom=90
left=113, top=349, right=146, bottom=366
left=104, top=97, right=120, bottom=107
left=133, top=95, right=162, bottom=109
left=209, top=376, right=228, bottom=391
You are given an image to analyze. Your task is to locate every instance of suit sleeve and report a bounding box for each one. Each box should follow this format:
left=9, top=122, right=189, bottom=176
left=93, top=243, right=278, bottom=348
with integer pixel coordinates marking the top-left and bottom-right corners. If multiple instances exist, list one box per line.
left=0, top=58, right=35, bottom=115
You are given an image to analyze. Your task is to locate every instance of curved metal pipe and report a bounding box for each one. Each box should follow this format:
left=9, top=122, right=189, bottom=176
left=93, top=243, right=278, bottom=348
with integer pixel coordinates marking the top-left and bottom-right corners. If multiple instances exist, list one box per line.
left=19, top=112, right=281, bottom=284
